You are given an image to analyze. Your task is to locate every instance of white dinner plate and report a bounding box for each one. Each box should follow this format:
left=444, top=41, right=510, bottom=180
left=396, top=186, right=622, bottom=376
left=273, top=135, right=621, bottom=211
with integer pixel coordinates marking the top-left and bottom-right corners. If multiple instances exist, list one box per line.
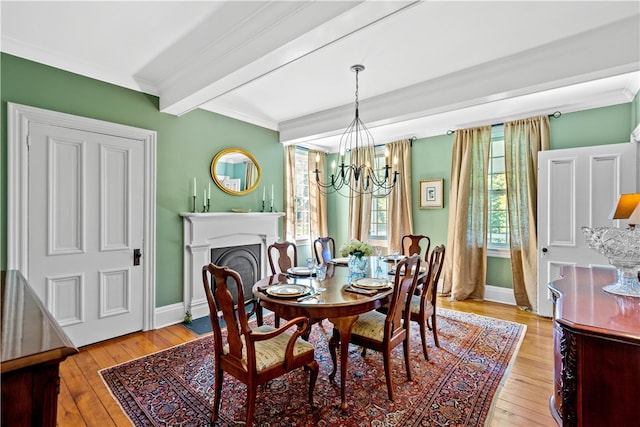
left=266, top=284, right=310, bottom=298
left=352, top=278, right=391, bottom=290
left=384, top=254, right=407, bottom=262
left=287, top=267, right=314, bottom=276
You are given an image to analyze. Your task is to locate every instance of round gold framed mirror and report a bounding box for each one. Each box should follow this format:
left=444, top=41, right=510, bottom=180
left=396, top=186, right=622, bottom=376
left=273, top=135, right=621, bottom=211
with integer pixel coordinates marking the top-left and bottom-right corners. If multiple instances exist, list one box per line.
left=211, top=148, right=261, bottom=195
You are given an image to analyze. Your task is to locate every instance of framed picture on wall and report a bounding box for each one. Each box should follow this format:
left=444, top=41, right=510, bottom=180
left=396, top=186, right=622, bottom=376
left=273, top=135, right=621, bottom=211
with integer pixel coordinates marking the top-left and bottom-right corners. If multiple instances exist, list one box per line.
left=419, top=179, right=444, bottom=209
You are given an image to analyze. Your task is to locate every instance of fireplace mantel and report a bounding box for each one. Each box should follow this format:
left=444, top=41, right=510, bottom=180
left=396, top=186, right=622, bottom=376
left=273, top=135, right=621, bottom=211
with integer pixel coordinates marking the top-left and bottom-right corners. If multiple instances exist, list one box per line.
left=181, top=212, right=284, bottom=319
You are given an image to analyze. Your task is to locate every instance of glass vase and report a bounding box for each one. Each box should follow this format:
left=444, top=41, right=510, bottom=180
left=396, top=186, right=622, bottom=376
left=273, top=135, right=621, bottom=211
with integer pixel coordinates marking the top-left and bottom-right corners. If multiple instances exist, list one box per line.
left=582, top=226, right=640, bottom=297
left=348, top=255, right=369, bottom=280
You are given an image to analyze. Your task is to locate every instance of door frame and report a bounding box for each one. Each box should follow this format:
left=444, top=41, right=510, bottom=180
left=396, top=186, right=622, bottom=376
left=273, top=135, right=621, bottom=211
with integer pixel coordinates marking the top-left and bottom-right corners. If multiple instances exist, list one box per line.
left=7, top=102, right=157, bottom=332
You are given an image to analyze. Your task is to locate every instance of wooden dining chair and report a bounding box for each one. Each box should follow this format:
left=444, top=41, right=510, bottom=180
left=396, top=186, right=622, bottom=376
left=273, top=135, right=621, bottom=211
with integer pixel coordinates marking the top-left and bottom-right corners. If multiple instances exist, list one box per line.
left=408, top=245, right=445, bottom=360
left=267, top=241, right=298, bottom=327
left=401, top=234, right=431, bottom=261
left=202, top=263, right=318, bottom=427
left=333, top=254, right=421, bottom=401
left=267, top=241, right=298, bottom=274
left=313, top=236, right=336, bottom=264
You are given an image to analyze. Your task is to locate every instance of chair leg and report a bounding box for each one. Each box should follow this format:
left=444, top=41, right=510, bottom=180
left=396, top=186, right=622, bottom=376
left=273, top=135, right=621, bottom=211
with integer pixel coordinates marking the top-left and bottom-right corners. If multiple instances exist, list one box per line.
left=245, top=383, right=258, bottom=427
left=256, top=305, right=263, bottom=326
left=308, top=360, right=319, bottom=409
left=419, top=315, right=429, bottom=361
left=403, top=336, right=412, bottom=382
left=211, top=364, right=223, bottom=423
left=431, top=313, right=440, bottom=347
left=382, top=350, right=395, bottom=401
left=274, top=314, right=280, bottom=328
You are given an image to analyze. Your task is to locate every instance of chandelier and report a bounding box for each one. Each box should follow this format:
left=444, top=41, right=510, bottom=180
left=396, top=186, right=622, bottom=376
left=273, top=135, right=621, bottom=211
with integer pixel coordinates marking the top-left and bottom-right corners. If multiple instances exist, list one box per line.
left=314, top=65, right=398, bottom=196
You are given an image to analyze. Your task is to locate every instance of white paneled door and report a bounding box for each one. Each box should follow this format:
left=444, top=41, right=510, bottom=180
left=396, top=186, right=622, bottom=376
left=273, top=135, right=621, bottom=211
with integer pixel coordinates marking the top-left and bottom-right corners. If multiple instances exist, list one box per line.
left=537, top=142, right=637, bottom=317
left=28, top=122, right=144, bottom=347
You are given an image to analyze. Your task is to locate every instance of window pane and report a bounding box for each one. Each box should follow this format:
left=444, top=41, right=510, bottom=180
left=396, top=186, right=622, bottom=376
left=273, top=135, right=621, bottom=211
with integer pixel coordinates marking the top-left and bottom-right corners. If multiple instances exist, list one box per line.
left=294, top=150, right=310, bottom=240
left=488, top=129, right=509, bottom=248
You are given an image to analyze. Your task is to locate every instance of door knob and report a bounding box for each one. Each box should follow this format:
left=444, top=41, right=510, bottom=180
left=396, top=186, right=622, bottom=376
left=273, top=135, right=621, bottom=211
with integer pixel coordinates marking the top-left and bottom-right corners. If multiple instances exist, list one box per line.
left=134, top=249, right=142, bottom=266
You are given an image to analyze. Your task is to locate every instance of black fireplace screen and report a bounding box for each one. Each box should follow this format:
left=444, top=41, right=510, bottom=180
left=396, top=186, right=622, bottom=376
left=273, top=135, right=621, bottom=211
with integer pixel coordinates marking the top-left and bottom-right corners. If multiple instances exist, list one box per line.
left=210, top=244, right=261, bottom=304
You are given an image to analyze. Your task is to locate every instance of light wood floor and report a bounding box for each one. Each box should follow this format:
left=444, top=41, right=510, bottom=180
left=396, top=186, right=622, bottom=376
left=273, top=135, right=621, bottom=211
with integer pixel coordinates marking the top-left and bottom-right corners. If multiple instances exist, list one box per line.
left=57, top=298, right=556, bottom=426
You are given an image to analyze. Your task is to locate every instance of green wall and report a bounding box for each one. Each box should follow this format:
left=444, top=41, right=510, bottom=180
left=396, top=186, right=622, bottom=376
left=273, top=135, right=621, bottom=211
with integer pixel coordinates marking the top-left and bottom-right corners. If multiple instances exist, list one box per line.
left=2, top=53, right=639, bottom=302
left=0, top=53, right=283, bottom=306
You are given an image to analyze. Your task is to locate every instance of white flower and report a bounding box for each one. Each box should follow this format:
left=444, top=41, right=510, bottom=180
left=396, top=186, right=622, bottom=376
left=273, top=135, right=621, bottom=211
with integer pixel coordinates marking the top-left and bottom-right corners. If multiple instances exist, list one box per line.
left=339, top=239, right=373, bottom=258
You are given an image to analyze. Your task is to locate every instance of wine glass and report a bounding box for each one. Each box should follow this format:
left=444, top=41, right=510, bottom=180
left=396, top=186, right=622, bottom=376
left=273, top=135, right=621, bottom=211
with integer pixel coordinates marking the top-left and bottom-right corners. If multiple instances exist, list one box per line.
left=375, top=246, right=382, bottom=259
left=391, top=250, right=400, bottom=269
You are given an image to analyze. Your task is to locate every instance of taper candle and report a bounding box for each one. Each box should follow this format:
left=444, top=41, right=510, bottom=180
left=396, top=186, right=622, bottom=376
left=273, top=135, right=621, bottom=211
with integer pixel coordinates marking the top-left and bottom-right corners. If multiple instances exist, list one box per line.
left=271, top=184, right=274, bottom=206
left=263, top=186, right=266, bottom=202
left=193, top=177, right=196, bottom=196
left=208, top=182, right=211, bottom=200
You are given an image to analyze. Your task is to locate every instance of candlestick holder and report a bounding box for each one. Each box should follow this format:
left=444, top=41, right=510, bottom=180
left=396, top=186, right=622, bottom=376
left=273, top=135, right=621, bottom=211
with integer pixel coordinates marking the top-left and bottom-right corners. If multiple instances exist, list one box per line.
left=206, top=199, right=211, bottom=212
left=192, top=195, right=196, bottom=213
left=202, top=202, right=207, bottom=213
left=260, top=200, right=265, bottom=212
left=270, top=205, right=273, bottom=212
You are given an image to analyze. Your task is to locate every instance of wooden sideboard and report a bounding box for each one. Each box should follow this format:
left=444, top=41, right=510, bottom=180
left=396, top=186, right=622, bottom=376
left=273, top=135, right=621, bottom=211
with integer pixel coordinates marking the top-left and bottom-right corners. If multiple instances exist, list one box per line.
left=548, top=266, right=640, bottom=427
left=1, top=270, right=78, bottom=427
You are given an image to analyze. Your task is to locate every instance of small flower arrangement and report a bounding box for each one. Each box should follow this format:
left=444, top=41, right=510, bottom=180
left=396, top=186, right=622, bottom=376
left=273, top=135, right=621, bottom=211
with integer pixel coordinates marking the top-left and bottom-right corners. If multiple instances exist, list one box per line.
left=339, top=239, right=373, bottom=259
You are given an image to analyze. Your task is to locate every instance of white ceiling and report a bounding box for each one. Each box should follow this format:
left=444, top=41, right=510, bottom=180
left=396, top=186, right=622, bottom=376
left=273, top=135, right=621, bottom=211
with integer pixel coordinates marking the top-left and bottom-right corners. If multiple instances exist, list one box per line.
left=2, top=1, right=639, bottom=152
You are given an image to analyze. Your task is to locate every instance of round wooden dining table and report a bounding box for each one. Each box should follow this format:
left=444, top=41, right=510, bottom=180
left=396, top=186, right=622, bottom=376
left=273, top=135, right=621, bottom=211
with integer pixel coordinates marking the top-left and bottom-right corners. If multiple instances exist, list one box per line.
left=252, top=258, right=395, bottom=411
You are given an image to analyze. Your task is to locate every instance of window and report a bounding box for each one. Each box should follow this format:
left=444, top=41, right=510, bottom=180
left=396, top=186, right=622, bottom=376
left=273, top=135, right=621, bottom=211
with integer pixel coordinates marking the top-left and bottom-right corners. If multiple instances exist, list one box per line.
left=369, top=147, right=388, bottom=243
left=293, top=149, right=310, bottom=241
left=487, top=125, right=509, bottom=254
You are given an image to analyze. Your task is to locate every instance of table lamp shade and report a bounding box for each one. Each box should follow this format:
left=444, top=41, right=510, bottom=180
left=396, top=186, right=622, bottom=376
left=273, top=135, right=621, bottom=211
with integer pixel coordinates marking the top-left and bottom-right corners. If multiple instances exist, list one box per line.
left=609, top=193, right=640, bottom=220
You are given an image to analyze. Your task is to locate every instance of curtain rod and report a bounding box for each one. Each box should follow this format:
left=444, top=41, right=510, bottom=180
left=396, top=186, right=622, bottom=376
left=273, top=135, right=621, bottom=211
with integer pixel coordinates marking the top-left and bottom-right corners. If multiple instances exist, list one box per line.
left=446, top=111, right=562, bottom=135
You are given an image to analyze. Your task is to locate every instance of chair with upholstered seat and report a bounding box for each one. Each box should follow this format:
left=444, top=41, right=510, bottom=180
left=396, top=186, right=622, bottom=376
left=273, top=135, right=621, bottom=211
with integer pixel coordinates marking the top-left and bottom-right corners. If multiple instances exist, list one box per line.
left=332, top=254, right=421, bottom=401
left=313, top=236, right=336, bottom=264
left=408, top=245, right=445, bottom=360
left=202, top=263, right=318, bottom=427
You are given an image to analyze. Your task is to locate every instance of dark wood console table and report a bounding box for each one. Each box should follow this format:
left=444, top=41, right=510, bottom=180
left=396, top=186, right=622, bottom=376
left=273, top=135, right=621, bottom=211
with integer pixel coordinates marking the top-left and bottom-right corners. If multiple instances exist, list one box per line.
left=1, top=270, right=78, bottom=426
left=548, top=266, right=640, bottom=427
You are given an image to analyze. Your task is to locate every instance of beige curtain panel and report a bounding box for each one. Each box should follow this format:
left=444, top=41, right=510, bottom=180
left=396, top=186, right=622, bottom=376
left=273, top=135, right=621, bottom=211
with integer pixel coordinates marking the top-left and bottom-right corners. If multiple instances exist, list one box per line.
left=308, top=150, right=328, bottom=242
left=348, top=146, right=375, bottom=241
left=443, top=126, right=491, bottom=300
left=504, top=115, right=550, bottom=312
left=387, top=139, right=413, bottom=253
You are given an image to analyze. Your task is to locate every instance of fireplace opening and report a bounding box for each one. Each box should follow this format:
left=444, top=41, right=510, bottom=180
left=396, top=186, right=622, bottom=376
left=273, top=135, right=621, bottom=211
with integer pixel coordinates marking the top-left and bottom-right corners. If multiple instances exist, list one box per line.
left=211, top=244, right=261, bottom=304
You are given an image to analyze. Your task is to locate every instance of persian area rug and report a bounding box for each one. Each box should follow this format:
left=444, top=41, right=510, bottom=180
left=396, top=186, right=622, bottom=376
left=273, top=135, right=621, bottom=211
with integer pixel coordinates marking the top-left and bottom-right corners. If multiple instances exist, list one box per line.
left=100, top=309, right=525, bottom=426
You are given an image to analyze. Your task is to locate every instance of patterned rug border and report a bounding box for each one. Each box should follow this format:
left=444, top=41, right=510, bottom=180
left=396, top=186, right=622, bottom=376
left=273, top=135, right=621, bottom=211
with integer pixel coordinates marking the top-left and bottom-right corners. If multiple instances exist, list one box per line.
left=99, top=308, right=527, bottom=426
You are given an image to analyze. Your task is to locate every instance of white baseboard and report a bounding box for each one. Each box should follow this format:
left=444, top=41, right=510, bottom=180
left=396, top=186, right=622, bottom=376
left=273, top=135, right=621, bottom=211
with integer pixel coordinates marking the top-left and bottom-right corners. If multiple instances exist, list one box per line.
left=483, top=285, right=516, bottom=306
left=154, top=302, right=187, bottom=329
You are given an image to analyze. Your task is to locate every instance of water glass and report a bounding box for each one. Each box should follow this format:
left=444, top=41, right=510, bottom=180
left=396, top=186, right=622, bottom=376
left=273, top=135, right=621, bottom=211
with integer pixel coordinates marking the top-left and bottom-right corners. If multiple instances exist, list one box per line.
left=316, top=264, right=327, bottom=281
left=306, top=257, right=315, bottom=277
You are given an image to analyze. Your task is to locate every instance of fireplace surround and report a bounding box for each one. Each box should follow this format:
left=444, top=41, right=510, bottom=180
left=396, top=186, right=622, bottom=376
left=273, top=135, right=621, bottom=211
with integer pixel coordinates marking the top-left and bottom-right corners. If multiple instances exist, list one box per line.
left=181, top=212, right=284, bottom=319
